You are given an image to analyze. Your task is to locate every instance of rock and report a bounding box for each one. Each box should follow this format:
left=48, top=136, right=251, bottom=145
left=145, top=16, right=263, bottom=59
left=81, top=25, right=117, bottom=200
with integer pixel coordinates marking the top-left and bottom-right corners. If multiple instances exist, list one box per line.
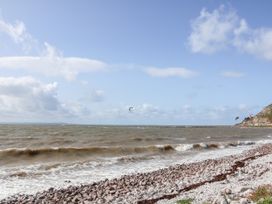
left=239, top=198, right=249, bottom=204
left=105, top=195, right=114, bottom=202
left=83, top=201, right=93, bottom=204
left=238, top=177, right=244, bottom=181
left=241, top=189, right=253, bottom=197
left=212, top=196, right=228, bottom=204
left=115, top=197, right=123, bottom=203
left=221, top=199, right=228, bottom=204
left=72, top=195, right=80, bottom=203
left=225, top=188, right=232, bottom=194
left=48, top=187, right=54, bottom=192
left=237, top=103, right=272, bottom=127
left=239, top=187, right=251, bottom=193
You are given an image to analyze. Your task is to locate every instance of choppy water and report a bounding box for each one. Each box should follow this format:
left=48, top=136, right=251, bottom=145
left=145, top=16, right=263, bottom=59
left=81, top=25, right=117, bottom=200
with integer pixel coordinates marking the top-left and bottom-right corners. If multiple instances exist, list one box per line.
left=1, top=124, right=272, bottom=199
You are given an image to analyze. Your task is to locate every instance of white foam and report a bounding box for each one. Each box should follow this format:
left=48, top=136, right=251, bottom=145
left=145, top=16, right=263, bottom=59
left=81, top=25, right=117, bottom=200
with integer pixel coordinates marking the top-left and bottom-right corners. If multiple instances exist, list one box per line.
left=0, top=141, right=266, bottom=200
left=199, top=143, right=208, bottom=148
left=256, top=139, right=272, bottom=144
left=236, top=140, right=255, bottom=146
left=175, top=144, right=194, bottom=152
left=218, top=144, right=225, bottom=149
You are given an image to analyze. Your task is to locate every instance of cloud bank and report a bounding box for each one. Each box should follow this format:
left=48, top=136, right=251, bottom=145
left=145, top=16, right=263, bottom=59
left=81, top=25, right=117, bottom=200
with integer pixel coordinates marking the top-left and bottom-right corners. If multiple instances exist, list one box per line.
left=0, top=76, right=92, bottom=121
left=0, top=76, right=60, bottom=113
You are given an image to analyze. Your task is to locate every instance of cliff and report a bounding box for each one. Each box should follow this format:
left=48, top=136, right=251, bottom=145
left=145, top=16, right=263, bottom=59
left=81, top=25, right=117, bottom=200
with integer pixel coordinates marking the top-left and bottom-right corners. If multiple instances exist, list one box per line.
left=238, top=104, right=272, bottom=127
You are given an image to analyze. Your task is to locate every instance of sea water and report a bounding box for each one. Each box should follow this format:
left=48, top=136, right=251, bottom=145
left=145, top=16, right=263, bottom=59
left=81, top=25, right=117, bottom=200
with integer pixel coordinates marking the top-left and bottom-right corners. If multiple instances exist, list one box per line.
left=0, top=124, right=272, bottom=199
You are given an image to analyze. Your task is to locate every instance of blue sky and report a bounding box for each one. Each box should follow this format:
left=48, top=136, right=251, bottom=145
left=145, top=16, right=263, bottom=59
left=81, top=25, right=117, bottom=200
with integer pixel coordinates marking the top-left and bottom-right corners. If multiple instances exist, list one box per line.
left=0, top=0, right=271, bottom=125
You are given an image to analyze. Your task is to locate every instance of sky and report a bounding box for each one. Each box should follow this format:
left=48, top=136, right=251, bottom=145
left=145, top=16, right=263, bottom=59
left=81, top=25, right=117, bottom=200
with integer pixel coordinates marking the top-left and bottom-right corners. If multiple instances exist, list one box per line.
left=0, top=0, right=271, bottom=125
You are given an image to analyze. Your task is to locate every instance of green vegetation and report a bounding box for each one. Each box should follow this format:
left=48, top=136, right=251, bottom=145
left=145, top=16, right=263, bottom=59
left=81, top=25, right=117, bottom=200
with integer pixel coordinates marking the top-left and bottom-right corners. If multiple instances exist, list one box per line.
left=249, top=185, right=272, bottom=203
left=176, top=198, right=193, bottom=204
left=257, top=197, right=272, bottom=204
left=264, top=110, right=272, bottom=123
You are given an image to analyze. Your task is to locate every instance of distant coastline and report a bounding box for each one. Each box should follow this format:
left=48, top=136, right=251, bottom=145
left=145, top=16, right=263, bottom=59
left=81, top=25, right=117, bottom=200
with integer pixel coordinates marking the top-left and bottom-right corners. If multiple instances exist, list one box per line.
left=237, top=104, right=272, bottom=127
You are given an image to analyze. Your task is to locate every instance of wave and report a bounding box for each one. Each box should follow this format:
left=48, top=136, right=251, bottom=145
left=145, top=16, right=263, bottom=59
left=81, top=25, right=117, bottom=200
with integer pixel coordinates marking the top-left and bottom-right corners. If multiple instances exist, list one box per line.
left=174, top=140, right=264, bottom=152
left=0, top=145, right=175, bottom=161
left=2, top=139, right=272, bottom=180
left=3, top=154, right=156, bottom=179
left=1, top=140, right=271, bottom=163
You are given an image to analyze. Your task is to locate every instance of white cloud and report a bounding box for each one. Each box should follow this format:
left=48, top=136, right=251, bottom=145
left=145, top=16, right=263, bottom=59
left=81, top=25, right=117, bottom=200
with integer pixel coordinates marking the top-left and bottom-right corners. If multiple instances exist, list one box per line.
left=235, top=29, right=272, bottom=60
left=0, top=77, right=257, bottom=124
left=0, top=19, right=35, bottom=52
left=0, top=19, right=27, bottom=43
left=85, top=103, right=258, bottom=125
left=145, top=67, right=197, bottom=78
left=189, top=5, right=272, bottom=61
left=0, top=43, right=107, bottom=80
left=221, top=71, right=244, bottom=78
left=0, top=76, right=60, bottom=113
left=0, top=76, right=93, bottom=122
left=188, top=5, right=239, bottom=54
left=234, top=19, right=249, bottom=36
left=134, top=104, right=161, bottom=116
left=0, top=19, right=107, bottom=80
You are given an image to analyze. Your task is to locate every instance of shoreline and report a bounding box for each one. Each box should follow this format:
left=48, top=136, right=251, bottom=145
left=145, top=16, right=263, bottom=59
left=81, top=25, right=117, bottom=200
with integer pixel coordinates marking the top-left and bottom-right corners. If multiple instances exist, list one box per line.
left=1, top=144, right=272, bottom=203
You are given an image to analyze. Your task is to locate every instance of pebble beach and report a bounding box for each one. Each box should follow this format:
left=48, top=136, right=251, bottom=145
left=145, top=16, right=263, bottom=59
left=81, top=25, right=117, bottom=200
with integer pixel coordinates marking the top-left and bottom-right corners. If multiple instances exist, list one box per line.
left=1, top=143, right=272, bottom=204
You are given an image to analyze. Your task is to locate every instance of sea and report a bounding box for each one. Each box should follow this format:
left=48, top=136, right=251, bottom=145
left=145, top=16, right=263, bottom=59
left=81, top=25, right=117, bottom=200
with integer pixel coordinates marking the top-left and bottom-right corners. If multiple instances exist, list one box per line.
left=1, top=124, right=272, bottom=200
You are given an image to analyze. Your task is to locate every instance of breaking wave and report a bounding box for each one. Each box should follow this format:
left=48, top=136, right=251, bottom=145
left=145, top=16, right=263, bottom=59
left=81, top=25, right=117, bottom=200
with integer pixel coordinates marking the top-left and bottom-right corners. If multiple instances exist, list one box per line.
left=0, top=145, right=174, bottom=160
left=1, top=140, right=269, bottom=162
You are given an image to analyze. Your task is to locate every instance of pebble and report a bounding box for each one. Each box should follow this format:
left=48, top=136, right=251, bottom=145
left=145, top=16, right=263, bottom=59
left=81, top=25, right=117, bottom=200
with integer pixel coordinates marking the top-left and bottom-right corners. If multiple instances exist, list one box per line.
left=225, top=188, right=232, bottom=194
left=238, top=186, right=251, bottom=193
left=241, top=189, right=253, bottom=197
left=239, top=198, right=249, bottom=204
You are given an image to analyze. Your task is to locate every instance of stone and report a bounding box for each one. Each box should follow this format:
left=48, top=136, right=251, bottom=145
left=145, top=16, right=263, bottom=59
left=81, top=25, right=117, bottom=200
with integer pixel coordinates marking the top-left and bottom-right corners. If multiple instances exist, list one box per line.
left=72, top=195, right=79, bottom=203
left=225, top=188, right=232, bottom=194
left=221, top=198, right=228, bottom=204
left=239, top=187, right=251, bottom=193
left=241, top=189, right=253, bottom=197
left=105, top=195, right=114, bottom=202
left=230, top=201, right=240, bottom=204
left=212, top=196, right=228, bottom=204
left=239, top=198, right=249, bottom=204
left=83, top=201, right=92, bottom=204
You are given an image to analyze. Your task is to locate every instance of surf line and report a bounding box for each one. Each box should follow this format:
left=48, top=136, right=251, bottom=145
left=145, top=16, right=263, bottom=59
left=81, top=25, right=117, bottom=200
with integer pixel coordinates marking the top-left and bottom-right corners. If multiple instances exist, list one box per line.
left=137, top=152, right=268, bottom=204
